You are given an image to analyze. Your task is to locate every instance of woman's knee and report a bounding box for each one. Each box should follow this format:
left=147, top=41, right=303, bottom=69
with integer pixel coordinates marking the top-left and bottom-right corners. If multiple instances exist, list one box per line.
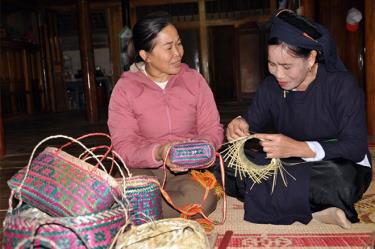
left=203, top=191, right=219, bottom=215
left=166, top=177, right=219, bottom=215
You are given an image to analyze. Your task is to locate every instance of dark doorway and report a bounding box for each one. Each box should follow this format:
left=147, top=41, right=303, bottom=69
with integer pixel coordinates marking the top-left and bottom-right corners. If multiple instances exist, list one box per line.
left=209, top=25, right=236, bottom=102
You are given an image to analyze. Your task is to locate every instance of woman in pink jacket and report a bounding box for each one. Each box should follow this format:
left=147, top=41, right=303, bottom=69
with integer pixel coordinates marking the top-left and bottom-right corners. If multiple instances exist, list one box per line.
left=108, top=14, right=224, bottom=218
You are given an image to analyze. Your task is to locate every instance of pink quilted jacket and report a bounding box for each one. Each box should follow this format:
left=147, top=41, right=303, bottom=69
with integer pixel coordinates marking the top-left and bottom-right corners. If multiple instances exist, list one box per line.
left=108, top=63, right=224, bottom=168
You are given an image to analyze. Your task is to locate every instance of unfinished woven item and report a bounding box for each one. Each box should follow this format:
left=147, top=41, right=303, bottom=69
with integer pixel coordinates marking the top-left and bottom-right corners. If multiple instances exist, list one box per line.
left=221, top=135, right=290, bottom=191
left=112, top=218, right=210, bottom=249
left=2, top=203, right=126, bottom=249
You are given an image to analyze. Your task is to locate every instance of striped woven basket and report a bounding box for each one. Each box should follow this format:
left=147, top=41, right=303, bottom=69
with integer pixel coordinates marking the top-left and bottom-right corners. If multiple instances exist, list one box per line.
left=2, top=203, right=127, bottom=249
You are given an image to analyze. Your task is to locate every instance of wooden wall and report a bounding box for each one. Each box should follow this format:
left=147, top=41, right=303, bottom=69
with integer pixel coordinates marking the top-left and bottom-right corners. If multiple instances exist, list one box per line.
left=365, top=0, right=375, bottom=135
left=316, top=0, right=375, bottom=135
left=316, top=0, right=365, bottom=86
left=0, top=40, right=44, bottom=116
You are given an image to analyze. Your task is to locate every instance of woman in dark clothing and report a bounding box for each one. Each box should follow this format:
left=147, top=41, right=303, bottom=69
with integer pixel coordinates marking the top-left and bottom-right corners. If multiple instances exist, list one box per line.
left=224, top=9, right=372, bottom=229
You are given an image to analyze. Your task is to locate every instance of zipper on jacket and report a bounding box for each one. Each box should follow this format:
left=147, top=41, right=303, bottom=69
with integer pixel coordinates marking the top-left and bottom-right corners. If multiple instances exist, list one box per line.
left=163, top=90, right=172, bottom=138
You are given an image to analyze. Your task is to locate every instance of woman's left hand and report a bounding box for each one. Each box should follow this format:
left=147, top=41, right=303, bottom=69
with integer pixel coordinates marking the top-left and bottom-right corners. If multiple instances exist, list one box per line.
left=156, top=143, right=188, bottom=173
left=253, top=133, right=314, bottom=159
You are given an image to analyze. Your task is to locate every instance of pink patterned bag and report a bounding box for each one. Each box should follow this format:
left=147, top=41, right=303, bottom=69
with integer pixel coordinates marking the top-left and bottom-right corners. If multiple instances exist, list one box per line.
left=7, top=134, right=121, bottom=217
left=3, top=133, right=130, bottom=249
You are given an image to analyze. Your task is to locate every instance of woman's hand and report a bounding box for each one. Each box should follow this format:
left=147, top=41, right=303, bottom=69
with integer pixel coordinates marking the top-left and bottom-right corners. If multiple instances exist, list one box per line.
left=253, top=133, right=315, bottom=159
left=226, top=116, right=250, bottom=141
left=154, top=143, right=188, bottom=173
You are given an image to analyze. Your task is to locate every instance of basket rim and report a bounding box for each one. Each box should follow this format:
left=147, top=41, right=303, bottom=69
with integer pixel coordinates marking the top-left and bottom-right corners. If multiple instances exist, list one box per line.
left=3, top=204, right=126, bottom=228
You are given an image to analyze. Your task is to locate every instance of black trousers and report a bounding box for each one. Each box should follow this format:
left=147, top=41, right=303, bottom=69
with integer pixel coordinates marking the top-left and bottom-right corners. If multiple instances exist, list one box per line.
left=214, top=147, right=372, bottom=225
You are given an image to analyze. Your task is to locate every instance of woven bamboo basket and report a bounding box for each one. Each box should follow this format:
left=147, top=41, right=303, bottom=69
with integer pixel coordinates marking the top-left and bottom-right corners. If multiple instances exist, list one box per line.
left=3, top=134, right=131, bottom=249
left=112, top=218, right=210, bottom=249
left=120, top=175, right=163, bottom=225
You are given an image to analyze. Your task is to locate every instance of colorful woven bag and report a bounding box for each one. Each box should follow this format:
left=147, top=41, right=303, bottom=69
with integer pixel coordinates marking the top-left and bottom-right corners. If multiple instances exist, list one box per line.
left=120, top=175, right=163, bottom=225
left=2, top=203, right=127, bottom=249
left=169, top=141, right=216, bottom=169
left=111, top=218, right=210, bottom=249
left=7, top=134, right=122, bottom=217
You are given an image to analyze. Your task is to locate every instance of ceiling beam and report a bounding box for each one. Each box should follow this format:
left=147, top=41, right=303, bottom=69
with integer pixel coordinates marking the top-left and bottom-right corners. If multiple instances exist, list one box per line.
left=129, top=0, right=215, bottom=7
left=174, top=15, right=270, bottom=29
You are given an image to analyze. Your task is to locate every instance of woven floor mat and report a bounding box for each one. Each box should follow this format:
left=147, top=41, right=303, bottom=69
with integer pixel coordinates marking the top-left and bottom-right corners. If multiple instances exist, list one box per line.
left=209, top=197, right=375, bottom=248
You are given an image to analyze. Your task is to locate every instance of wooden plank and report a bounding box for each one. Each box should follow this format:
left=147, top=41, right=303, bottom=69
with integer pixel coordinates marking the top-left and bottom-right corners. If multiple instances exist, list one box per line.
left=301, top=0, right=315, bottom=20
left=107, top=5, right=123, bottom=82
left=48, top=12, right=66, bottom=112
left=0, top=94, right=5, bottom=156
left=46, top=0, right=119, bottom=11
left=130, top=0, right=201, bottom=6
left=5, top=51, right=17, bottom=114
left=129, top=0, right=137, bottom=28
left=36, top=11, right=49, bottom=112
left=198, top=0, right=210, bottom=83
left=78, top=0, right=99, bottom=123
left=365, top=0, right=375, bottom=135
left=175, top=15, right=270, bottom=29
left=40, top=13, right=56, bottom=112
left=35, top=51, right=46, bottom=111
left=22, top=49, right=33, bottom=114
left=270, top=0, right=277, bottom=13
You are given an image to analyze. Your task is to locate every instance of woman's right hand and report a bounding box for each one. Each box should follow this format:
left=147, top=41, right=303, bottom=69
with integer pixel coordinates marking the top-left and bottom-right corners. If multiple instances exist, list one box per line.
left=155, top=143, right=188, bottom=173
left=226, top=116, right=250, bottom=141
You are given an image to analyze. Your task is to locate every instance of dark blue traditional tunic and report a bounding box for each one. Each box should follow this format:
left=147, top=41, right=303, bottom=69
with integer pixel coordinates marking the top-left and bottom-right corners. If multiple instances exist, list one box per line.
left=239, top=65, right=372, bottom=224
left=244, top=64, right=370, bottom=164
left=217, top=11, right=372, bottom=225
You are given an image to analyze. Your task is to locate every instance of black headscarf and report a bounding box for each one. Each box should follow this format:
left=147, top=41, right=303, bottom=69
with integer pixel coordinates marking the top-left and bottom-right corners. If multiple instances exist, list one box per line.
left=269, top=13, right=347, bottom=72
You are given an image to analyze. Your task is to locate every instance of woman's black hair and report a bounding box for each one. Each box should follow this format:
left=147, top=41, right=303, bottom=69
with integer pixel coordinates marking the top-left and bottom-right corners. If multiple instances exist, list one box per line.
left=268, top=10, right=324, bottom=62
left=127, top=13, right=172, bottom=64
left=268, top=37, right=319, bottom=60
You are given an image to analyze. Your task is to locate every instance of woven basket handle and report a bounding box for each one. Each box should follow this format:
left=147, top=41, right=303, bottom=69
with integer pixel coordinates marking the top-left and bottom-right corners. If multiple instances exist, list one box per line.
left=59, top=132, right=113, bottom=169
left=160, top=150, right=227, bottom=226
left=9, top=134, right=130, bottom=215
left=80, top=146, right=132, bottom=177
left=79, top=145, right=117, bottom=175
left=59, top=132, right=112, bottom=150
